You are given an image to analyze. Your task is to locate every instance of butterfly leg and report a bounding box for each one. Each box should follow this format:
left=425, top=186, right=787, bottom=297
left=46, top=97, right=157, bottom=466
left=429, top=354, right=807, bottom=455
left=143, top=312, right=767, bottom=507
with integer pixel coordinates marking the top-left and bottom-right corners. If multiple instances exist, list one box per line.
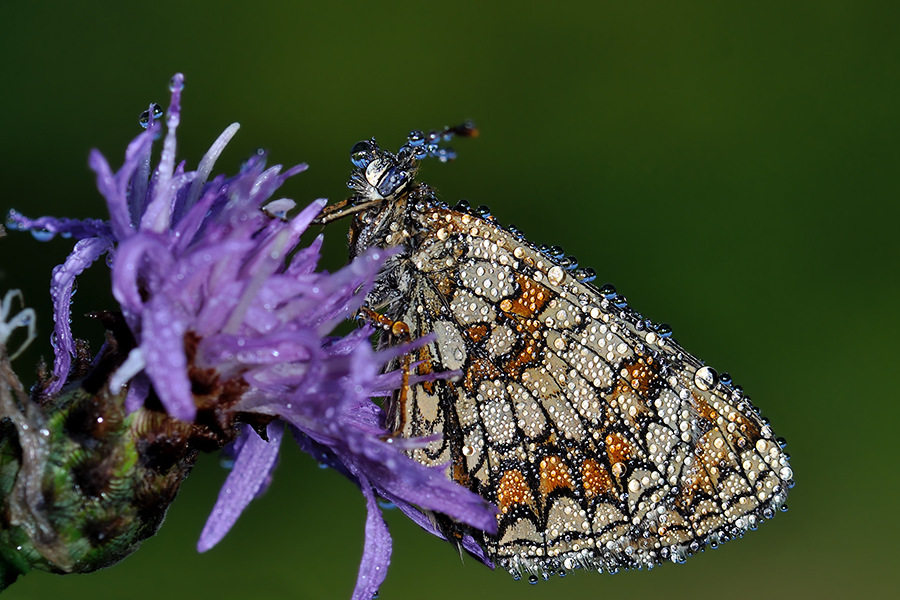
left=313, top=197, right=385, bottom=225
left=357, top=307, right=414, bottom=438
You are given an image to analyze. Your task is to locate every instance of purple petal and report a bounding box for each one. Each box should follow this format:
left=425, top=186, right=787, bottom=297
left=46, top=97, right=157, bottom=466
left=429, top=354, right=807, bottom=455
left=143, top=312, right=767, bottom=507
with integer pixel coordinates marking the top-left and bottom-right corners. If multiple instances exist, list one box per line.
left=460, top=534, right=493, bottom=568
left=383, top=495, right=493, bottom=568
left=277, top=248, right=387, bottom=333
left=198, top=421, right=284, bottom=552
left=285, top=234, right=324, bottom=277
left=140, top=294, right=194, bottom=421
left=344, top=438, right=498, bottom=534
left=88, top=148, right=136, bottom=240
left=5, top=209, right=112, bottom=242
left=352, top=473, right=391, bottom=600
left=281, top=162, right=309, bottom=179
left=124, top=371, right=150, bottom=414
left=128, top=119, right=159, bottom=223
left=111, top=234, right=173, bottom=313
left=119, top=126, right=159, bottom=232
left=47, top=236, right=113, bottom=394
left=241, top=198, right=324, bottom=277
left=141, top=73, right=184, bottom=234
left=377, top=466, right=498, bottom=534
left=245, top=165, right=288, bottom=209
left=171, top=177, right=223, bottom=256
left=290, top=426, right=355, bottom=481
left=202, top=331, right=316, bottom=365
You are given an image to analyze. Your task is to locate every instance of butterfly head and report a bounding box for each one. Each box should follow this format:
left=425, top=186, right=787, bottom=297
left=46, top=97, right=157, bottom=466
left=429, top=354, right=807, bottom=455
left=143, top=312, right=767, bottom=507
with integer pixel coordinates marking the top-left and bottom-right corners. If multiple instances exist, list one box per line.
left=348, top=139, right=419, bottom=204
left=347, top=122, right=478, bottom=206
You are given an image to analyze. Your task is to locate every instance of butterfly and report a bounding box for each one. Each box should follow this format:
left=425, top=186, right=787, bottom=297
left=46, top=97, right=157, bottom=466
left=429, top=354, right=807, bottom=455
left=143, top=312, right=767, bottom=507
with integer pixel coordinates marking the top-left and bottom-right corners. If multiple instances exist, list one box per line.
left=316, top=124, right=793, bottom=582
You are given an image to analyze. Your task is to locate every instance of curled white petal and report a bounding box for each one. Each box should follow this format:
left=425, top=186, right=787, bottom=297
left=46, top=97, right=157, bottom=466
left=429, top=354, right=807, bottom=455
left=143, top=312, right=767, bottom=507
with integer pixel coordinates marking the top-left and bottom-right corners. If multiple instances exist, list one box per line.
left=109, top=346, right=146, bottom=392
left=0, top=290, right=36, bottom=360
left=262, top=198, right=296, bottom=219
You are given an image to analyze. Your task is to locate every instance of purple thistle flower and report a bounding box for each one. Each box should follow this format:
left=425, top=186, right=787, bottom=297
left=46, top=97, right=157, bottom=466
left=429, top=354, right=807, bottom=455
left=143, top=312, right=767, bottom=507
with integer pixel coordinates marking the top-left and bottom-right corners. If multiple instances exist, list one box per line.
left=7, top=74, right=496, bottom=599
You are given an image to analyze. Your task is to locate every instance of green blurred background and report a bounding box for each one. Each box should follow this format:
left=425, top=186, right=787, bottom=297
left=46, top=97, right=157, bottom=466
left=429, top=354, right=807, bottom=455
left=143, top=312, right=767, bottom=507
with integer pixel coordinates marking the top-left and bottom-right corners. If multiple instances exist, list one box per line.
left=1, top=1, right=897, bottom=598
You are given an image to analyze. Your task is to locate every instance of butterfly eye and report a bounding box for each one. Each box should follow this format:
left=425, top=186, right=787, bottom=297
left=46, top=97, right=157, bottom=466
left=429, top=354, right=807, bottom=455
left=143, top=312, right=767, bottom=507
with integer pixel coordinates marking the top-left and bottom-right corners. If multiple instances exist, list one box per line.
left=377, top=167, right=410, bottom=197
left=350, top=140, right=377, bottom=168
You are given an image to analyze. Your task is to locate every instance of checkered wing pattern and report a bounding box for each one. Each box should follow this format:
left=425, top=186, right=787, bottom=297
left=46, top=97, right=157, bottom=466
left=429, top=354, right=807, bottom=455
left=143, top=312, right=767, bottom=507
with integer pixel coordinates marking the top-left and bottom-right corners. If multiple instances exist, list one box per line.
left=333, top=132, right=793, bottom=582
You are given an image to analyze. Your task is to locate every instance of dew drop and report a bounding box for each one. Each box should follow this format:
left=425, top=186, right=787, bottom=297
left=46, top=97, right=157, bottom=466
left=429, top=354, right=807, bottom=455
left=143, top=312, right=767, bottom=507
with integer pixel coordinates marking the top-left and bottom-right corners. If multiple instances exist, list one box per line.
left=547, top=265, right=564, bottom=286
left=558, top=255, right=578, bottom=269
left=574, top=267, right=596, bottom=282
left=694, top=366, right=718, bottom=391
left=598, top=283, right=617, bottom=298
left=350, top=140, right=376, bottom=168
left=138, top=103, right=163, bottom=129
left=407, top=130, right=425, bottom=147
left=169, top=75, right=184, bottom=92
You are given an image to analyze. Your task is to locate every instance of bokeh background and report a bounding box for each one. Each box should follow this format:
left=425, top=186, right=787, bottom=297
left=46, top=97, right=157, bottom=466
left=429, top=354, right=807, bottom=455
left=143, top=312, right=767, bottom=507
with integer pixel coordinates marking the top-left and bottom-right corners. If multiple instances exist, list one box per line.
left=1, top=1, right=897, bottom=598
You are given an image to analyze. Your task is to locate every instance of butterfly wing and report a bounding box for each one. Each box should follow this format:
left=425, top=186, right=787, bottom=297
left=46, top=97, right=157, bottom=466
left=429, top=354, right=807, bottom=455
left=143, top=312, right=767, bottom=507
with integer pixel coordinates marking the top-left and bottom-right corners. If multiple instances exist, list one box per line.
left=370, top=198, right=792, bottom=579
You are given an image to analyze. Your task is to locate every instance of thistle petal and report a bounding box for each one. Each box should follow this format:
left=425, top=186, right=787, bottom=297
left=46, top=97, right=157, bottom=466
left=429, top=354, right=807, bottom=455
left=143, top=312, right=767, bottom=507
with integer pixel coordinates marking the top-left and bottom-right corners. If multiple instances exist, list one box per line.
left=47, top=237, right=112, bottom=393
left=352, top=473, right=391, bottom=600
left=198, top=422, right=284, bottom=552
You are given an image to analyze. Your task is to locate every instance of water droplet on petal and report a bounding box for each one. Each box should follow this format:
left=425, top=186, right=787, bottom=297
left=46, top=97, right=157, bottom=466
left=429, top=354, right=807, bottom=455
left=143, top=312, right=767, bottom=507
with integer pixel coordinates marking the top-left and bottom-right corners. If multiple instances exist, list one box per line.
left=138, top=103, right=163, bottom=129
left=169, top=75, right=184, bottom=92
